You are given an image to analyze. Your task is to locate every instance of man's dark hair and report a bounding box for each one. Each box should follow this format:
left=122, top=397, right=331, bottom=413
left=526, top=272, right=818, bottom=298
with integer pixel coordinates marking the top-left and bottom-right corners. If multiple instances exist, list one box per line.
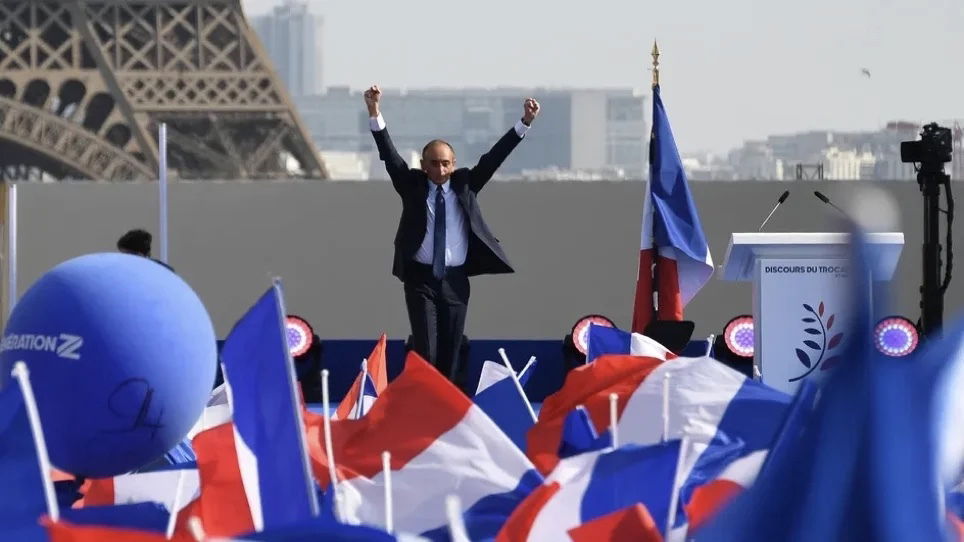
left=117, top=229, right=152, bottom=257
left=421, top=139, right=455, bottom=159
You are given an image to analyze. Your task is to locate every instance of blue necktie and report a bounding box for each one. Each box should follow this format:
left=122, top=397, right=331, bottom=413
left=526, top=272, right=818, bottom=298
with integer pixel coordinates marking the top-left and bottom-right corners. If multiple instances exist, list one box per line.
left=432, top=185, right=446, bottom=279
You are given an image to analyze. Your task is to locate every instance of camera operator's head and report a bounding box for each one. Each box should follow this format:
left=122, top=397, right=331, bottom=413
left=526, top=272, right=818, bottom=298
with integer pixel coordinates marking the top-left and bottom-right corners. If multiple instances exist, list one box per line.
left=117, top=229, right=152, bottom=257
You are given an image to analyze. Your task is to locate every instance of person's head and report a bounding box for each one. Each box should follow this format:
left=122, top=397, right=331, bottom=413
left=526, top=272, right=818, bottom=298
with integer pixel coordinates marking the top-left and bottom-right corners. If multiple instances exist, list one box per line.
left=421, top=139, right=456, bottom=185
left=117, top=229, right=152, bottom=257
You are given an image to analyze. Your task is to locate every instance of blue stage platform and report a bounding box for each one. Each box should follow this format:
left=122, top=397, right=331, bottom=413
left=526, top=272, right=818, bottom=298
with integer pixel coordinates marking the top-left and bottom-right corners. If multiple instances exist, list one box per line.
left=314, top=338, right=715, bottom=402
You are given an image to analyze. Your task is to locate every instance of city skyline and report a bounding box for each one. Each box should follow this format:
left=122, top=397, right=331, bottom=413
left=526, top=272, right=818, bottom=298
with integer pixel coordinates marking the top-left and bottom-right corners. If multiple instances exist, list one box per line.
left=241, top=0, right=963, bottom=155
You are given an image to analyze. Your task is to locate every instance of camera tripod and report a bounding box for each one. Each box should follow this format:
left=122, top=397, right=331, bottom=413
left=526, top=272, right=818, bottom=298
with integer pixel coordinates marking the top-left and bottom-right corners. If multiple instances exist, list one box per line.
left=917, top=163, right=953, bottom=339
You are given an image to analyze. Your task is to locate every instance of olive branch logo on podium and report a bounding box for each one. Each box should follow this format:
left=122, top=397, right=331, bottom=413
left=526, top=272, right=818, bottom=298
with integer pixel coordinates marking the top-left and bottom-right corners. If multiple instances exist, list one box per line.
left=789, top=301, right=845, bottom=382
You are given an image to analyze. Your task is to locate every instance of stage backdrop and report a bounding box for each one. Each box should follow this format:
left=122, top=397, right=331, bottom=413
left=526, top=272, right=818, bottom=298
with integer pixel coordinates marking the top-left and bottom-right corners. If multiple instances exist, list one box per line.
left=14, top=180, right=964, bottom=341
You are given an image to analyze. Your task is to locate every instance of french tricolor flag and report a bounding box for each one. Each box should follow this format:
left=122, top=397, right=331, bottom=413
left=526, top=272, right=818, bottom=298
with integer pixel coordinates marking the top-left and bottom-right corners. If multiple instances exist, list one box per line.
left=527, top=355, right=789, bottom=536
left=334, top=334, right=388, bottom=421
left=498, top=441, right=683, bottom=541
left=613, top=356, right=789, bottom=534
left=307, top=353, right=542, bottom=540
left=586, top=323, right=673, bottom=363
left=632, top=84, right=713, bottom=334
left=220, top=282, right=320, bottom=532
left=684, top=450, right=767, bottom=532
left=78, top=466, right=198, bottom=516
left=527, top=355, right=664, bottom=475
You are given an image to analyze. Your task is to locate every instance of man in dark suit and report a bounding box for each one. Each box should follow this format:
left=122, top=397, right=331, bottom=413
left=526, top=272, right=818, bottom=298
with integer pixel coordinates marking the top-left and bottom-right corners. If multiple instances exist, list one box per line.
left=364, top=84, right=540, bottom=387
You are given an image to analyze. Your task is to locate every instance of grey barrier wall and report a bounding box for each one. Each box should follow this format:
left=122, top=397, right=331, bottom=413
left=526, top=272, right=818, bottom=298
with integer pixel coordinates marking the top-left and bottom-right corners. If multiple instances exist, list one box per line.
left=16, top=180, right=964, bottom=340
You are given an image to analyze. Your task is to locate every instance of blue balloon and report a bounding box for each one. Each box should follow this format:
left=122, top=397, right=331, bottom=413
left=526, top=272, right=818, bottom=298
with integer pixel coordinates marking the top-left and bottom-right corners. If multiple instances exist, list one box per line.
left=0, top=253, right=216, bottom=477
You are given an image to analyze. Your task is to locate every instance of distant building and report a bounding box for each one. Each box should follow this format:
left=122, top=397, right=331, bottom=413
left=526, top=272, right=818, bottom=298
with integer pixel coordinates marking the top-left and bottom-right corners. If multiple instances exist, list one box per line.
left=765, top=131, right=835, bottom=165
left=727, top=141, right=785, bottom=180
left=251, top=0, right=322, bottom=97
left=295, top=87, right=647, bottom=179
left=721, top=121, right=958, bottom=181
left=319, top=149, right=421, bottom=181
left=317, top=151, right=370, bottom=181
left=823, top=147, right=876, bottom=180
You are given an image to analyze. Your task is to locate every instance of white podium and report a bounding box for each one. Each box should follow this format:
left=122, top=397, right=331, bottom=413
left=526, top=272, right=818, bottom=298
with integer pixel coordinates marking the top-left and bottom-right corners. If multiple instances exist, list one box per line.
left=722, top=232, right=904, bottom=393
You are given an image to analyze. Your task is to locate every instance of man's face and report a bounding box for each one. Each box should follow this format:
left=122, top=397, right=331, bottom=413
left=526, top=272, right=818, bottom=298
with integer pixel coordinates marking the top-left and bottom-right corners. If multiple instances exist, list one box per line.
left=421, top=142, right=456, bottom=185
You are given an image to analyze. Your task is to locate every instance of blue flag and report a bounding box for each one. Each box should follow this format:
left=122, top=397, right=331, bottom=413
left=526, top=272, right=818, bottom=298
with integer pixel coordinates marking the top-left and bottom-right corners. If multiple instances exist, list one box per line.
left=759, top=379, right=818, bottom=476
left=221, top=282, right=319, bottom=530
left=473, top=360, right=536, bottom=451
left=558, top=405, right=611, bottom=459
left=581, top=441, right=681, bottom=538
left=0, top=382, right=48, bottom=541
left=585, top=324, right=631, bottom=363
left=698, top=230, right=949, bottom=541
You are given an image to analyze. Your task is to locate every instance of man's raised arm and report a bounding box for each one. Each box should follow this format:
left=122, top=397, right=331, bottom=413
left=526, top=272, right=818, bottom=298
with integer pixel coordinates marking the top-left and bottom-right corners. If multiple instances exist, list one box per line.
left=468, top=97, right=541, bottom=193
left=365, top=85, right=409, bottom=191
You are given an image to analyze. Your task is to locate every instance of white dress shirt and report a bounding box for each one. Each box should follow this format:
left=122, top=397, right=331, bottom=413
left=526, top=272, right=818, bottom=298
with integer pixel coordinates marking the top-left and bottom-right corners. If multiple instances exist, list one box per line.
left=414, top=179, right=468, bottom=266
left=370, top=113, right=530, bottom=268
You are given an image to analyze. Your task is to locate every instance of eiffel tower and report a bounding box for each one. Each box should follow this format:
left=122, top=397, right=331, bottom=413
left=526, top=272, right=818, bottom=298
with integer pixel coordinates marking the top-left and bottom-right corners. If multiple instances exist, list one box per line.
left=0, top=0, right=327, bottom=180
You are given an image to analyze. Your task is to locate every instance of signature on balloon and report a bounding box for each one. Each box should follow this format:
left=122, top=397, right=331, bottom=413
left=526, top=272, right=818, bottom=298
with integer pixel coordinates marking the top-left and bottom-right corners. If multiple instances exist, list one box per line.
left=103, top=378, right=165, bottom=439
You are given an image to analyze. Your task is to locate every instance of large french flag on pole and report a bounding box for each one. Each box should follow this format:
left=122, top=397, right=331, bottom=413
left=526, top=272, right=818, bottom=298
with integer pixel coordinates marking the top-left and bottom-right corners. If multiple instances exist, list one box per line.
left=220, top=282, right=320, bottom=531
left=632, top=84, right=713, bottom=333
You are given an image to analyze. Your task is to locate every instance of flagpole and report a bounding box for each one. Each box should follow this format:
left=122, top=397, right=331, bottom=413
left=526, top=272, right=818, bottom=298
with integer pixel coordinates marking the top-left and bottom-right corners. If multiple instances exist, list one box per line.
left=272, top=279, right=321, bottom=517
left=382, top=450, right=394, bottom=533
left=633, top=41, right=661, bottom=334
left=649, top=41, right=660, bottom=323
left=186, top=517, right=205, bottom=542
left=661, top=372, right=671, bottom=442
left=445, top=494, right=471, bottom=542
left=651, top=41, right=660, bottom=89
left=665, top=436, right=689, bottom=536
left=355, top=358, right=368, bottom=420
left=518, top=355, right=537, bottom=379
left=11, top=362, right=60, bottom=522
left=321, top=369, right=343, bottom=521
left=497, top=348, right=538, bottom=422
left=7, top=182, right=16, bottom=316
left=608, top=393, right=619, bottom=448
left=158, top=123, right=169, bottom=264
left=165, top=470, right=187, bottom=539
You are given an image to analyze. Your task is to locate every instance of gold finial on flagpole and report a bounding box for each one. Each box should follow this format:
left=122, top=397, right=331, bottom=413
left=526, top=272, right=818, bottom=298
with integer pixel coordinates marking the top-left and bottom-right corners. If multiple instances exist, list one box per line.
left=651, top=40, right=660, bottom=88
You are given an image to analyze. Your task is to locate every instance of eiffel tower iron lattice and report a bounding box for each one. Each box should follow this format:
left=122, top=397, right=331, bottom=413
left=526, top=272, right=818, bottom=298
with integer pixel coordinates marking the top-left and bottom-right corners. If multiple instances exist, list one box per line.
left=0, top=0, right=327, bottom=180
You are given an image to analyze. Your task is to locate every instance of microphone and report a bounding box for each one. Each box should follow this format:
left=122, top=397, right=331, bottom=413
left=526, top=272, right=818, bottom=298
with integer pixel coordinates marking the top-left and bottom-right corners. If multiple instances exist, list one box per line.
left=813, top=191, right=849, bottom=219
left=758, top=190, right=791, bottom=231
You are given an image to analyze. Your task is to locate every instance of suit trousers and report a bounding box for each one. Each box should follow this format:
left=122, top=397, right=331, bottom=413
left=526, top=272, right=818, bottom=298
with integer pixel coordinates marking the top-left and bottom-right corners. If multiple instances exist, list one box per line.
left=403, top=262, right=470, bottom=388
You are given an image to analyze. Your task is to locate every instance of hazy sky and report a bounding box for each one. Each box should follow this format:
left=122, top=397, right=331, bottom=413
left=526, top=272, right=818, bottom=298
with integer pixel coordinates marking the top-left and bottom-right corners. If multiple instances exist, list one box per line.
left=242, top=0, right=963, bottom=154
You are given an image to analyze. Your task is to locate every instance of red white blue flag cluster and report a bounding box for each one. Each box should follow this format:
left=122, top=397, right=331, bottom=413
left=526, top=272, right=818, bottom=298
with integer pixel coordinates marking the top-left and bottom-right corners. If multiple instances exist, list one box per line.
left=2, top=265, right=963, bottom=542
left=0, top=87, right=961, bottom=542
left=14, top=295, right=960, bottom=541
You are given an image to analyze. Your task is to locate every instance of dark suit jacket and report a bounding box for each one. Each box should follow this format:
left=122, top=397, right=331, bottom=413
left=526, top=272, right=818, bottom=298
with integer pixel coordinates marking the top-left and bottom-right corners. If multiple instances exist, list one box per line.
left=371, top=124, right=524, bottom=281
